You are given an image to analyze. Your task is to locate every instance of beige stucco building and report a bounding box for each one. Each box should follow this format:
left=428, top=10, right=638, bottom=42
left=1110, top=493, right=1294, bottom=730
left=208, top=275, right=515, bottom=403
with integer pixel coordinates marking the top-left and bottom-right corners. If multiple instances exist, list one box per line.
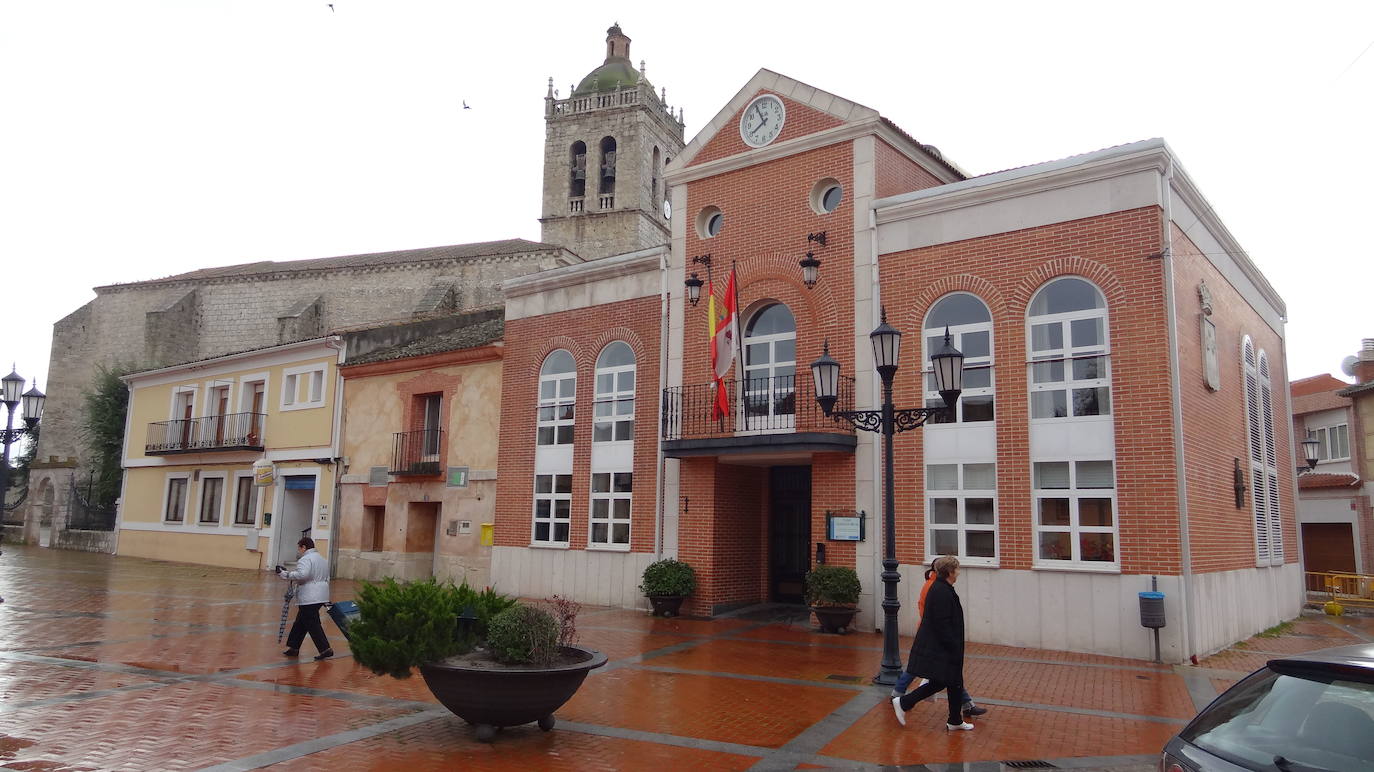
left=118, top=337, right=343, bottom=569
left=334, top=313, right=504, bottom=585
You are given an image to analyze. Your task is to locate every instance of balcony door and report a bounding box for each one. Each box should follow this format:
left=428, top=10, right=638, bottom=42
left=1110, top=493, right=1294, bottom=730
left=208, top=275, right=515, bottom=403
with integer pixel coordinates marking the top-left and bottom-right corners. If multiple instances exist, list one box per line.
left=421, top=394, right=442, bottom=461
left=210, top=385, right=230, bottom=445
left=173, top=391, right=194, bottom=449
left=741, top=304, right=796, bottom=432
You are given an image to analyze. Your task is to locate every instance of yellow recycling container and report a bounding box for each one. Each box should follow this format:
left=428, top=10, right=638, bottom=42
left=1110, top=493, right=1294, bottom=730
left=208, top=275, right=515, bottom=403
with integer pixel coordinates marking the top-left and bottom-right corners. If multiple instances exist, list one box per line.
left=480, top=523, right=494, bottom=547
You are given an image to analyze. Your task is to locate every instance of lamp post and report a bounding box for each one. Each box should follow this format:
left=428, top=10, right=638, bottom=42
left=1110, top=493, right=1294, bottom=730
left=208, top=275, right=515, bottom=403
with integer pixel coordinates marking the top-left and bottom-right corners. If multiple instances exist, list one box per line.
left=811, top=310, right=963, bottom=685
left=0, top=367, right=46, bottom=516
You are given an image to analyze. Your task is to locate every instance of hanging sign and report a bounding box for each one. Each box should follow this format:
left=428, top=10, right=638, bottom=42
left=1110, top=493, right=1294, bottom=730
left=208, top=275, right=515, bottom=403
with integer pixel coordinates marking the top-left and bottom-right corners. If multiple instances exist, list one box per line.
left=826, top=510, right=866, bottom=542
left=253, top=458, right=276, bottom=487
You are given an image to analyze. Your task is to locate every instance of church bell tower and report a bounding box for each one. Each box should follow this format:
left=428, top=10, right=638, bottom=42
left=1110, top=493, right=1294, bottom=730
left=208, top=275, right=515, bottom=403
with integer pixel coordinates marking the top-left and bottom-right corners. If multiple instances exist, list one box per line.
left=541, top=24, right=686, bottom=260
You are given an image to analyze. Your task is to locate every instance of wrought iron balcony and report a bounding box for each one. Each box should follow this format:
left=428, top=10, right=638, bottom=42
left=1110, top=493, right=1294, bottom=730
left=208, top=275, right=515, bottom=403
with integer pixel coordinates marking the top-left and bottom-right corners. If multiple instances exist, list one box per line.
left=391, top=429, right=445, bottom=476
left=145, top=412, right=265, bottom=454
left=661, top=374, right=856, bottom=442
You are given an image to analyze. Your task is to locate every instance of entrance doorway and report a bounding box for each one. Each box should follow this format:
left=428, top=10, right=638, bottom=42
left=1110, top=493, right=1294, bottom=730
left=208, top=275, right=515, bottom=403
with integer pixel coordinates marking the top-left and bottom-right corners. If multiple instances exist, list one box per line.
left=769, top=466, right=811, bottom=603
left=275, top=476, right=315, bottom=566
left=1303, top=522, right=1357, bottom=590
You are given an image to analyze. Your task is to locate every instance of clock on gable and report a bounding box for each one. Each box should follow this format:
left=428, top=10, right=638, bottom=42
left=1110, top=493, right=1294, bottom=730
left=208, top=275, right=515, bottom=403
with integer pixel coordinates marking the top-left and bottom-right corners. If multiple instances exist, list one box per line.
left=740, top=94, right=785, bottom=148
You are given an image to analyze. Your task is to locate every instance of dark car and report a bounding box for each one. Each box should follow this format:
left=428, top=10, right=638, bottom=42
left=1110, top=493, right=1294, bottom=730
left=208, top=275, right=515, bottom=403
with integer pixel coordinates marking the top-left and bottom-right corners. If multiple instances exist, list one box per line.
left=1162, top=643, right=1374, bottom=771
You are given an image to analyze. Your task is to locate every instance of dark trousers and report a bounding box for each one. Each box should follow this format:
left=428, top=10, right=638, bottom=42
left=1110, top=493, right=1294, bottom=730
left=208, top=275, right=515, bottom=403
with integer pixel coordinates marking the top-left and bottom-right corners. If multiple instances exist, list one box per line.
left=898, top=678, right=964, bottom=725
left=286, top=603, right=330, bottom=653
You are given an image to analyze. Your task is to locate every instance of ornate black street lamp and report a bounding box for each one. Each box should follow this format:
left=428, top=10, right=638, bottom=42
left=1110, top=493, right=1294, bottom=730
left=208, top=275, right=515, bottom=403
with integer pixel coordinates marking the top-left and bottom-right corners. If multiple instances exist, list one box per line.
left=0, top=367, right=45, bottom=516
left=810, top=310, right=963, bottom=685
left=1297, top=434, right=1320, bottom=475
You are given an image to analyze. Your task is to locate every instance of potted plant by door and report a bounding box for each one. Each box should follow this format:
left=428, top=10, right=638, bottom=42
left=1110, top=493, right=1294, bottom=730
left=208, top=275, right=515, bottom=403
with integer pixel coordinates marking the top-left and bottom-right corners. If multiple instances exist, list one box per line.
left=805, top=565, right=861, bottom=634
left=639, top=558, right=696, bottom=617
left=348, top=579, right=606, bottom=742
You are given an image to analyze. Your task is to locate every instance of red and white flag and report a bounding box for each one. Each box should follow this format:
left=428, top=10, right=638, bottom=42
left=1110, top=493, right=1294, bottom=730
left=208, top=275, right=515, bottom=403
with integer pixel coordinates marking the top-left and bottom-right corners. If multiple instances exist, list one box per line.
left=710, top=269, right=738, bottom=419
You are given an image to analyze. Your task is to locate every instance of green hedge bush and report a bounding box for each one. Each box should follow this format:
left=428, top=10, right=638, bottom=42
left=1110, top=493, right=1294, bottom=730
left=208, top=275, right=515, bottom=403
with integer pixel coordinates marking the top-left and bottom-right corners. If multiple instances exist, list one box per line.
left=348, top=578, right=516, bottom=679
left=804, top=565, right=861, bottom=607
left=639, top=558, right=696, bottom=597
left=486, top=604, right=559, bottom=666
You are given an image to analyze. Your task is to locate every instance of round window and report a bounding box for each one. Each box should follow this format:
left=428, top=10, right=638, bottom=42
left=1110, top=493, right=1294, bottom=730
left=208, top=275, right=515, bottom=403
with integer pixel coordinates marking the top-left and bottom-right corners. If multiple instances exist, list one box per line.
left=810, top=178, right=844, bottom=214
left=696, top=206, right=724, bottom=239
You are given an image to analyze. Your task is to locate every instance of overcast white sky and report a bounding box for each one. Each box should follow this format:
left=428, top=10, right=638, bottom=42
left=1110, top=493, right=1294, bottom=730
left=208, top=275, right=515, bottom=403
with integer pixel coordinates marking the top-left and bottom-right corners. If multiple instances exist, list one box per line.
left=3, top=1, right=1371, bottom=404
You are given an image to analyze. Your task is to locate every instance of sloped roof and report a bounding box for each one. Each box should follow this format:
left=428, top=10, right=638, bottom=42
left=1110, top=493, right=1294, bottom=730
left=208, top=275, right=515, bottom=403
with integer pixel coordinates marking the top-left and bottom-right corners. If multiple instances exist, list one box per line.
left=99, top=239, right=564, bottom=289
left=1291, top=373, right=1351, bottom=398
left=1339, top=380, right=1374, bottom=398
left=344, top=318, right=505, bottom=367
left=1299, top=473, right=1361, bottom=490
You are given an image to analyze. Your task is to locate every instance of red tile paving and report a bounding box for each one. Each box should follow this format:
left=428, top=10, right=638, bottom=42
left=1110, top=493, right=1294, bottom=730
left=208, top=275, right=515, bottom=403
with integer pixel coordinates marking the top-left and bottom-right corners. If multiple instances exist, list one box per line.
left=7, top=543, right=1349, bottom=770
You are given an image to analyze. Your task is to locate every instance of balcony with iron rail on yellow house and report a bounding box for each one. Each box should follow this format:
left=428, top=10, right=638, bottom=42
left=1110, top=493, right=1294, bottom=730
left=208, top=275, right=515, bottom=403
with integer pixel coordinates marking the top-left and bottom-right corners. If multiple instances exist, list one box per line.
left=1306, top=571, right=1374, bottom=610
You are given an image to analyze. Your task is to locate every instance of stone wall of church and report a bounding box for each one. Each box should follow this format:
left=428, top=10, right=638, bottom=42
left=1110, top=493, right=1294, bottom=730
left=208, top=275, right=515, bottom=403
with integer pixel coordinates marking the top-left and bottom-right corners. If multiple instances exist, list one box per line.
left=37, top=250, right=567, bottom=468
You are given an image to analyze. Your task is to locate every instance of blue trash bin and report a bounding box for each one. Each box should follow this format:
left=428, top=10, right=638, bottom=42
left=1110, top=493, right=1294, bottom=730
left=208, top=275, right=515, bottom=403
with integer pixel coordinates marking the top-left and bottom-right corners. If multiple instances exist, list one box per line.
left=327, top=600, right=360, bottom=641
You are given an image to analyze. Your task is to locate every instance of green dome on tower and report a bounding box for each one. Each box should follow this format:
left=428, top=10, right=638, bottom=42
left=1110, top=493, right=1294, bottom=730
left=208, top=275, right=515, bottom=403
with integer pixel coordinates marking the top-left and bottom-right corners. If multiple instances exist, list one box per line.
left=572, top=23, right=650, bottom=96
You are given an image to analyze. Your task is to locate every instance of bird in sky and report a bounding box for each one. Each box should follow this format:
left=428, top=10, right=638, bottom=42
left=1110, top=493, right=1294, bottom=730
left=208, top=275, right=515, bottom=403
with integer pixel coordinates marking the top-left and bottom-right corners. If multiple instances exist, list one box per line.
left=463, top=101, right=471, bottom=110
left=327, top=3, right=334, bottom=11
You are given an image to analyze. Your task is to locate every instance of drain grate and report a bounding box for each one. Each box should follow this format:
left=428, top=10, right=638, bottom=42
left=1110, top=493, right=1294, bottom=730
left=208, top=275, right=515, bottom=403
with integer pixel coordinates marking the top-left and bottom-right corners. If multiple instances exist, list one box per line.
left=825, top=674, right=866, bottom=684
left=1003, top=762, right=1057, bottom=769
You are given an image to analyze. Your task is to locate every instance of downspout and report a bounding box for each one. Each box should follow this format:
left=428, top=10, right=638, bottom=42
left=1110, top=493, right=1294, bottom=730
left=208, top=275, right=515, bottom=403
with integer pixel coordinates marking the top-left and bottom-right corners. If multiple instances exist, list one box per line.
left=325, top=335, right=346, bottom=572
left=1160, top=156, right=1197, bottom=662
left=656, top=248, right=670, bottom=558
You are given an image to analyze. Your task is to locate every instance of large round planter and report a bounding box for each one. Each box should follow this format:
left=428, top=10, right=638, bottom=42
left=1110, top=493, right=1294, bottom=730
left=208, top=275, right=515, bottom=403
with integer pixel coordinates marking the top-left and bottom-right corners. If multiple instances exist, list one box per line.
left=647, top=595, right=686, bottom=617
left=810, top=605, right=858, bottom=634
left=419, top=645, right=607, bottom=741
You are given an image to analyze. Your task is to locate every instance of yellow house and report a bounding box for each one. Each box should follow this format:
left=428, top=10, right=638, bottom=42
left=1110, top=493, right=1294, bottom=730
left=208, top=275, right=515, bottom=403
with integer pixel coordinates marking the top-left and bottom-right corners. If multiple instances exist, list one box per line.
left=335, top=314, right=502, bottom=585
left=118, top=337, right=343, bottom=570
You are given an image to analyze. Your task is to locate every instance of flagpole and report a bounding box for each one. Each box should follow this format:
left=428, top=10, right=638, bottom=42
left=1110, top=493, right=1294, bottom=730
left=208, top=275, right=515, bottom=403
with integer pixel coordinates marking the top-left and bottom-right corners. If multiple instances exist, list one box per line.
left=731, top=262, right=746, bottom=431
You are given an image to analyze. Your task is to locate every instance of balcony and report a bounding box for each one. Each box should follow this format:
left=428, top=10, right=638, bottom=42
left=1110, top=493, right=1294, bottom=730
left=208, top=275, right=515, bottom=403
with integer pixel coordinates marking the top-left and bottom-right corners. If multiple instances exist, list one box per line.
left=391, top=429, right=445, bottom=476
left=145, top=412, right=265, bottom=455
left=660, top=375, right=856, bottom=458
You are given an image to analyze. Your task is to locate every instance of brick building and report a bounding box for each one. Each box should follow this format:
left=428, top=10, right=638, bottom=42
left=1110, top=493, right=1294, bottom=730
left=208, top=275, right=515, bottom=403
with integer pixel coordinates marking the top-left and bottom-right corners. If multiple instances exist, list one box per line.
left=490, top=70, right=1300, bottom=663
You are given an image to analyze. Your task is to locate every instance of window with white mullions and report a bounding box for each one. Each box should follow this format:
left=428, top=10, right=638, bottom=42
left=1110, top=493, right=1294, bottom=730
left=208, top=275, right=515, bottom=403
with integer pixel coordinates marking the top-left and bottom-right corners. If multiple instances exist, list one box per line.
left=537, top=350, right=576, bottom=446
left=593, top=342, right=635, bottom=443
left=923, top=293, right=994, bottom=423
left=1313, top=423, right=1350, bottom=462
left=742, top=304, right=796, bottom=427
left=1028, top=278, right=1111, bottom=419
left=1033, top=460, right=1117, bottom=565
left=198, top=476, right=224, bottom=524
left=590, top=472, right=632, bottom=547
left=532, top=473, right=572, bottom=545
left=926, top=462, right=997, bottom=562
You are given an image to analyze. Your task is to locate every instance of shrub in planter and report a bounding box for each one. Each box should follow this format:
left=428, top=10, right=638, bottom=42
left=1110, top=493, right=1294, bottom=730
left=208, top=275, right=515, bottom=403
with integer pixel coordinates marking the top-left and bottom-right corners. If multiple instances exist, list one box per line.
left=639, top=558, right=696, bottom=596
left=487, top=604, right=559, bottom=666
left=804, top=565, right=861, bottom=607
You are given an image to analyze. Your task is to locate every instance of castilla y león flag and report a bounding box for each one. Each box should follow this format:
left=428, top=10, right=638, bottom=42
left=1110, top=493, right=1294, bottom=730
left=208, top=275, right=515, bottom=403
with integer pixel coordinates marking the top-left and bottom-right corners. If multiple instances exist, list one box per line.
left=708, top=268, right=738, bottom=419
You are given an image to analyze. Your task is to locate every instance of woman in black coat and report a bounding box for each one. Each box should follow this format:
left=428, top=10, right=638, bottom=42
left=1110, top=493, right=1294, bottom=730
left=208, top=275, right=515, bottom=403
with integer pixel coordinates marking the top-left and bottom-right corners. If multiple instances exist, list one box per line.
left=891, top=555, right=972, bottom=731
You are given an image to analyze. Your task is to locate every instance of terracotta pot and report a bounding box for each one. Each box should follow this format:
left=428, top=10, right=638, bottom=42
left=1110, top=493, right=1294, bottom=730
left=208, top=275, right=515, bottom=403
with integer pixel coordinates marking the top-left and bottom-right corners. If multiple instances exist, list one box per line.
left=647, top=595, right=686, bottom=617
left=810, top=605, right=858, bottom=634
left=419, top=645, right=607, bottom=741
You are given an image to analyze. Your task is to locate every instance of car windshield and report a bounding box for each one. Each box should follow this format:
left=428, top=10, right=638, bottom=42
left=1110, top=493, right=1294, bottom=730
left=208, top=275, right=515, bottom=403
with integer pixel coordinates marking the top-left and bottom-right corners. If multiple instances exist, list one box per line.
left=1182, top=666, right=1374, bottom=771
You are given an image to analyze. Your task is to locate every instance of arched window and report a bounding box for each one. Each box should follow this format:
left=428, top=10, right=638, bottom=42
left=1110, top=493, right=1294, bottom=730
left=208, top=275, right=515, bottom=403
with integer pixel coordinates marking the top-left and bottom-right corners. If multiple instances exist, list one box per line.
left=924, top=293, right=994, bottom=423
left=594, top=342, right=635, bottom=442
left=537, top=350, right=575, bottom=446
left=598, top=136, right=617, bottom=199
left=651, top=146, right=661, bottom=204
left=1245, top=339, right=1283, bottom=564
left=742, top=304, right=796, bottom=428
left=570, top=141, right=587, bottom=199
left=1028, top=278, right=1111, bottom=419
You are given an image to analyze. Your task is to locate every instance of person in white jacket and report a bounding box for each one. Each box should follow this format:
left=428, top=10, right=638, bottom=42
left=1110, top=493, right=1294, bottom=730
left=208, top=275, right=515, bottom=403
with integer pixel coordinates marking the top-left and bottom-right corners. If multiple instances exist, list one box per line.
left=277, top=536, right=333, bottom=660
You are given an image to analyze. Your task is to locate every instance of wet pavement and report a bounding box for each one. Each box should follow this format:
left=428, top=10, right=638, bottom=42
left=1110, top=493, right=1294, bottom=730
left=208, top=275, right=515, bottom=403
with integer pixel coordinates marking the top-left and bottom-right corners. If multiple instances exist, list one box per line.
left=2, top=544, right=1366, bottom=771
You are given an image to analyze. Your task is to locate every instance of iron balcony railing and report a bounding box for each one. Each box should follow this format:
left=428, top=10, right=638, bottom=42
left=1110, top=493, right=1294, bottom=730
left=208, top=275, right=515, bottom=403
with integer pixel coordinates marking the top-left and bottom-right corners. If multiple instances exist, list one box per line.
left=661, top=374, right=856, bottom=441
left=391, top=429, right=445, bottom=476
left=145, top=412, right=265, bottom=454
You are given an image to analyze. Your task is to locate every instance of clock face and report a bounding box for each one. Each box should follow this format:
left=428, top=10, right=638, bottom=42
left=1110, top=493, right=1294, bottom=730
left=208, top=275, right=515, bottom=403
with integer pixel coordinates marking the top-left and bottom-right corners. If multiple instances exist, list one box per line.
left=740, top=94, right=785, bottom=148
left=662, top=198, right=672, bottom=220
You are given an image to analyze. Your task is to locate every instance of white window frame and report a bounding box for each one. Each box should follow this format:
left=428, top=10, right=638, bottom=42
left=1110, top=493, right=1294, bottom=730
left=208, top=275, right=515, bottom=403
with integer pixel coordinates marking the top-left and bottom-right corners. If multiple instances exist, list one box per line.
left=532, top=473, right=572, bottom=547
left=1032, top=459, right=1119, bottom=570
left=1313, top=423, right=1351, bottom=462
left=924, top=462, right=997, bottom=565
left=280, top=363, right=328, bottom=411
left=923, top=293, right=994, bottom=424
left=741, top=304, right=797, bottom=431
left=537, top=351, right=576, bottom=447
left=593, top=343, right=636, bottom=444
left=589, top=470, right=632, bottom=549
left=197, top=472, right=227, bottom=525
left=162, top=473, right=191, bottom=524
left=1027, top=278, right=1112, bottom=422
left=230, top=471, right=259, bottom=527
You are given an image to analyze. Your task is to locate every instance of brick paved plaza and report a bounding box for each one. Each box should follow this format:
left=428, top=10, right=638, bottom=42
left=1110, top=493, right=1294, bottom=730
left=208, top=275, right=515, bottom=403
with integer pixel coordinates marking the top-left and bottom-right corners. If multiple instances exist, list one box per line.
left=2, top=545, right=1368, bottom=771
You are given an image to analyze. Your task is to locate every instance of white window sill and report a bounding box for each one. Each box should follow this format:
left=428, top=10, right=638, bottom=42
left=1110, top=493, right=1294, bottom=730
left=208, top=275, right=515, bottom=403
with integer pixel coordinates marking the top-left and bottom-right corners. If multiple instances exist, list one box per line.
left=1032, top=562, right=1120, bottom=574
left=587, top=544, right=632, bottom=553
left=197, top=521, right=222, bottom=527
left=926, top=557, right=998, bottom=569
left=280, top=402, right=326, bottom=413
left=529, top=542, right=570, bottom=550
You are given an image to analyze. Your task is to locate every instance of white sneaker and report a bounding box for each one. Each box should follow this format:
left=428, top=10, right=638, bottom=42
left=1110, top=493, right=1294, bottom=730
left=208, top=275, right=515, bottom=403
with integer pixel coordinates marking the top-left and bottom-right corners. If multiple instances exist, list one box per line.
left=891, top=696, right=906, bottom=727
left=946, top=721, right=974, bottom=731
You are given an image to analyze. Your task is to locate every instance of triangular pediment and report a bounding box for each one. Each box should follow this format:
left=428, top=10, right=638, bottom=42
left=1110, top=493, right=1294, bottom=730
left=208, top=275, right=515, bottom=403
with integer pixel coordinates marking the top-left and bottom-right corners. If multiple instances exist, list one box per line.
left=672, top=69, right=879, bottom=170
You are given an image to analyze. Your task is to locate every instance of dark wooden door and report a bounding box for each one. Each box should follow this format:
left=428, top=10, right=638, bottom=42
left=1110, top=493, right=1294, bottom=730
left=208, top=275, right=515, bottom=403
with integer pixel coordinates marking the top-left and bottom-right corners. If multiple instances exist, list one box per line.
left=769, top=466, right=811, bottom=604
left=1303, top=522, right=1357, bottom=590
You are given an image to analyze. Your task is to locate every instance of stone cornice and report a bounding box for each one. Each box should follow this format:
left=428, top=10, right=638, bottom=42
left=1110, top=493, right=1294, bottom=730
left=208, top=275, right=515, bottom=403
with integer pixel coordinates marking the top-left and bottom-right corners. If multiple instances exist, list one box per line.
left=340, top=344, right=503, bottom=378
left=503, top=247, right=664, bottom=299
